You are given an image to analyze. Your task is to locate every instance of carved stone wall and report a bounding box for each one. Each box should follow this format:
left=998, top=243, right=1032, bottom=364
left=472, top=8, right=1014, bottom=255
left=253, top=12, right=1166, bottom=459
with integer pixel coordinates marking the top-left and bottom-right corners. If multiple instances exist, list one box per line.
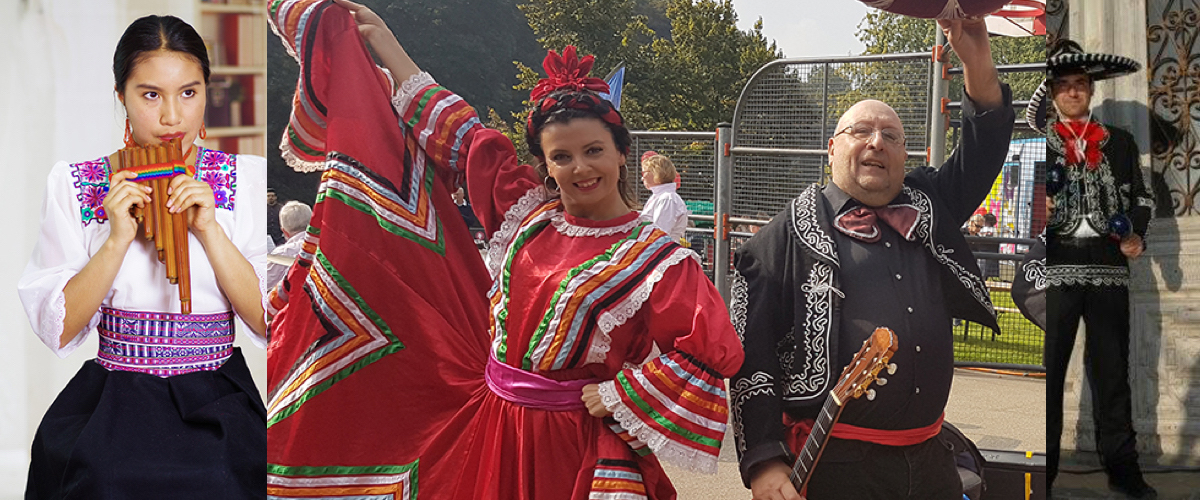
left=1064, top=217, right=1200, bottom=465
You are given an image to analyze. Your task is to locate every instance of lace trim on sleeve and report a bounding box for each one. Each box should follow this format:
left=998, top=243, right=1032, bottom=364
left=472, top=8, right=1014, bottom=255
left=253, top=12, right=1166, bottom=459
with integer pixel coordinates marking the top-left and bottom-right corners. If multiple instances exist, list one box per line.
left=485, top=186, right=553, bottom=278
left=598, top=378, right=722, bottom=474
left=391, top=72, right=438, bottom=117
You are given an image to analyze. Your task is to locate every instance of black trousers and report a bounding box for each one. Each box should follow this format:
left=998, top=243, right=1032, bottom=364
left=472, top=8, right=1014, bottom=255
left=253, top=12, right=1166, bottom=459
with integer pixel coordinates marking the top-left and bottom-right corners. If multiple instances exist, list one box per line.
left=1046, top=284, right=1139, bottom=486
left=803, top=436, right=961, bottom=500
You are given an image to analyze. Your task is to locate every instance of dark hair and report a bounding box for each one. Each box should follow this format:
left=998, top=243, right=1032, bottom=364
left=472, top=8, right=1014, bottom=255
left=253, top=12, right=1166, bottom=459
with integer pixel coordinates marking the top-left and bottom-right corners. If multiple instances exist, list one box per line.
left=527, top=92, right=635, bottom=208
left=114, top=15, right=210, bottom=93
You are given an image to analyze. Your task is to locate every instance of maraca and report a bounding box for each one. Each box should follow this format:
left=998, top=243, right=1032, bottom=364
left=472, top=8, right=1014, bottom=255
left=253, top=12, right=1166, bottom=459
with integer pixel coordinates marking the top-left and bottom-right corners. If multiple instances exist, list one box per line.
left=1046, top=163, right=1066, bottom=195
left=1108, top=213, right=1132, bottom=241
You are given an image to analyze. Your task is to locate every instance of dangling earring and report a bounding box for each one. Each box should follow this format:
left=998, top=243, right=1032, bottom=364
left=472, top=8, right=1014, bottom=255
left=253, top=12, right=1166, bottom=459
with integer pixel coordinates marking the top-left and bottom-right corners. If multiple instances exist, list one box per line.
left=123, top=118, right=137, bottom=148
left=199, top=123, right=207, bottom=140
left=543, top=175, right=560, bottom=193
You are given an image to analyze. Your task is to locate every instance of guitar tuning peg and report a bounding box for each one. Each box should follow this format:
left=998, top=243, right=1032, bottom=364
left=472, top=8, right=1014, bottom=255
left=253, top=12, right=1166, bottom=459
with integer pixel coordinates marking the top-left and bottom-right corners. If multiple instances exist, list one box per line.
left=866, top=389, right=876, bottom=401
left=876, top=377, right=887, bottom=386
left=887, top=363, right=897, bottom=375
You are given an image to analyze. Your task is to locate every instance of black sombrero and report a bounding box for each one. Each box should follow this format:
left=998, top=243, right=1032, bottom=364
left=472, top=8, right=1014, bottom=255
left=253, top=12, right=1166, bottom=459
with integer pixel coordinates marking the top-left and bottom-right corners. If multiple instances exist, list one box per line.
left=1025, top=39, right=1141, bottom=133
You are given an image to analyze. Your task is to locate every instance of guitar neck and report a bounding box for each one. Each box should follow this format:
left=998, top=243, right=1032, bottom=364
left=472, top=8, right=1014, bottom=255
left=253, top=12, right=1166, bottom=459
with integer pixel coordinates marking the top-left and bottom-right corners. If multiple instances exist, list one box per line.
left=789, top=394, right=844, bottom=491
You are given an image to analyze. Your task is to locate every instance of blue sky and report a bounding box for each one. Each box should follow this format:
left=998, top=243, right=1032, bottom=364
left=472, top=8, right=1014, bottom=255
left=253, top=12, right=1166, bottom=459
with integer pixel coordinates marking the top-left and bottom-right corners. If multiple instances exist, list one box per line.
left=732, top=0, right=872, bottom=58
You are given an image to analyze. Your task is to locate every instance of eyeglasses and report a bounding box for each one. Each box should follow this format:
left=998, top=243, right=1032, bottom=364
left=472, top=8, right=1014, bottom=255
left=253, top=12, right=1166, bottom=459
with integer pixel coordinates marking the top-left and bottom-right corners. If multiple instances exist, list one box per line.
left=834, top=124, right=906, bottom=147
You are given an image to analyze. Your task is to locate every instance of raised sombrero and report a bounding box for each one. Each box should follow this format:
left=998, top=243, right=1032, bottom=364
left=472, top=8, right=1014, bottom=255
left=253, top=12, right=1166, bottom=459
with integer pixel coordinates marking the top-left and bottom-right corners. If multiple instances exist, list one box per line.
left=1025, top=39, right=1140, bottom=133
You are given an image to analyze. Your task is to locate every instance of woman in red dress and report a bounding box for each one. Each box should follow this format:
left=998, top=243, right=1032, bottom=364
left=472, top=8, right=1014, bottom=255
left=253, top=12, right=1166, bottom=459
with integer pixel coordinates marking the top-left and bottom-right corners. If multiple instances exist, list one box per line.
left=266, top=1, right=742, bottom=498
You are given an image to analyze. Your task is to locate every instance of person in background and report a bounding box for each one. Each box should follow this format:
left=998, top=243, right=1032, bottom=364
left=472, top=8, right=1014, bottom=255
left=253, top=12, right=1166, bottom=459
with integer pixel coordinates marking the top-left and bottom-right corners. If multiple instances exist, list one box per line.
left=267, top=186, right=283, bottom=245
left=453, top=186, right=482, bottom=229
left=640, top=152, right=689, bottom=242
left=267, top=200, right=313, bottom=288
left=1029, top=38, right=1155, bottom=498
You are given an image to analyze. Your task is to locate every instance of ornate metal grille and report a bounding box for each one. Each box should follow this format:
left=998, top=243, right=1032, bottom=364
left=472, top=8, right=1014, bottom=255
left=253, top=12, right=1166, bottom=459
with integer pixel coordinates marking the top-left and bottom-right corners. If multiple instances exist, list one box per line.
left=1148, top=0, right=1200, bottom=216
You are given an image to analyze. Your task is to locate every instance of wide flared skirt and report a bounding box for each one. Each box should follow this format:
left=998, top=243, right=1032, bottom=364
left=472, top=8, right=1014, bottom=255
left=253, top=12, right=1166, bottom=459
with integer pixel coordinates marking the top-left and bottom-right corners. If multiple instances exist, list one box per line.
left=421, top=386, right=677, bottom=500
left=26, top=348, right=266, bottom=500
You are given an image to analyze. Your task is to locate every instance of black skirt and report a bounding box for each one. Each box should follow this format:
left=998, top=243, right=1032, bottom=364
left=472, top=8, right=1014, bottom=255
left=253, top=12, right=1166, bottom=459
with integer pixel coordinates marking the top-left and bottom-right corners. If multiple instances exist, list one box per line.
left=26, top=348, right=266, bottom=499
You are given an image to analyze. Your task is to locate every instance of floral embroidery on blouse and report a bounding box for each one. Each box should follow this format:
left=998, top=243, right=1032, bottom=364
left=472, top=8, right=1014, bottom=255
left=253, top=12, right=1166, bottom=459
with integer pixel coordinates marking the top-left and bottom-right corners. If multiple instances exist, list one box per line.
left=70, top=158, right=110, bottom=225
left=197, top=148, right=237, bottom=210
left=70, top=147, right=238, bottom=227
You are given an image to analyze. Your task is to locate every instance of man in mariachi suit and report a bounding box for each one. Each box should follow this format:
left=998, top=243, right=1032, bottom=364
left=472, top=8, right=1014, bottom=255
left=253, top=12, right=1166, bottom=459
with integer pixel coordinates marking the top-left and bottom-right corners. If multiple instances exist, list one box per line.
left=1027, top=39, right=1155, bottom=498
left=731, top=18, right=1011, bottom=500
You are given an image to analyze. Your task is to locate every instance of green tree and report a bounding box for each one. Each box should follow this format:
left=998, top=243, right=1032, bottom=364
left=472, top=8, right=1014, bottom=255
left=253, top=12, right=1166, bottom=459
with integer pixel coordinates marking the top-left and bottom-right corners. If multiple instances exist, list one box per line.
left=853, top=11, right=1045, bottom=144
left=509, top=0, right=780, bottom=132
left=636, top=0, right=780, bottom=130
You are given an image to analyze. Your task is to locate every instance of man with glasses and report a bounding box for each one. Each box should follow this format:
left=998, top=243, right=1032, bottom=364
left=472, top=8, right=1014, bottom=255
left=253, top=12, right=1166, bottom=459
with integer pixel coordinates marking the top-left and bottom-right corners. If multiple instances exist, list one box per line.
left=730, top=18, right=1012, bottom=500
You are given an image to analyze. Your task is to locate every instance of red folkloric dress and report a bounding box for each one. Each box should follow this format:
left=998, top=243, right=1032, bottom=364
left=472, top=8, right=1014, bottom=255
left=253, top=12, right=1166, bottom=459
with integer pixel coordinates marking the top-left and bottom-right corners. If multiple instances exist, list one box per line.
left=266, top=2, right=743, bottom=499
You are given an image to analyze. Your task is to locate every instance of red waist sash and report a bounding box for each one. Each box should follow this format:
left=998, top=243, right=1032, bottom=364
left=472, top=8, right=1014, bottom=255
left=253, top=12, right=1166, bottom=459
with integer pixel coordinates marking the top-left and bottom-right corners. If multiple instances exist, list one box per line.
left=784, top=412, right=944, bottom=450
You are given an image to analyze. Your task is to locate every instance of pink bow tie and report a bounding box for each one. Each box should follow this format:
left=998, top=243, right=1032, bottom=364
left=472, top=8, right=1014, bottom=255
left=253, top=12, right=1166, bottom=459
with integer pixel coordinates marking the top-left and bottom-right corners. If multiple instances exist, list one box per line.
left=834, top=205, right=919, bottom=243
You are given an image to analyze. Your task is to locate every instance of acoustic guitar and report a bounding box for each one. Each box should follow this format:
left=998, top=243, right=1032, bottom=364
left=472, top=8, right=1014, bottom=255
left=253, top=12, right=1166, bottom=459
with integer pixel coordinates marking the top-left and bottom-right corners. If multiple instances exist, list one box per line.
left=789, top=326, right=899, bottom=493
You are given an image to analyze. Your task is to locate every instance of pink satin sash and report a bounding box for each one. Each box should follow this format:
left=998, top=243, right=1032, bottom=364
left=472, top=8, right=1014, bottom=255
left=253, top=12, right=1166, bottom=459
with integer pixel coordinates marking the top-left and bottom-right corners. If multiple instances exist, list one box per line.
left=484, top=356, right=598, bottom=411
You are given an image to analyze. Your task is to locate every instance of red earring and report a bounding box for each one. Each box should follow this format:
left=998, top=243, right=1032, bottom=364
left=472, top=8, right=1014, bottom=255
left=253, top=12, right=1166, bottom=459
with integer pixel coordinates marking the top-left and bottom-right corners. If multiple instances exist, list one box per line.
left=123, top=118, right=137, bottom=148
left=199, top=123, right=207, bottom=140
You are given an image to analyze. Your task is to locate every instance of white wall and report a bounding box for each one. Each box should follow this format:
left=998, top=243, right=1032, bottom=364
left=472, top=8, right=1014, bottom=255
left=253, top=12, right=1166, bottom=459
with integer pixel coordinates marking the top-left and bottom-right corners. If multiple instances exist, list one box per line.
left=0, top=1, right=267, bottom=496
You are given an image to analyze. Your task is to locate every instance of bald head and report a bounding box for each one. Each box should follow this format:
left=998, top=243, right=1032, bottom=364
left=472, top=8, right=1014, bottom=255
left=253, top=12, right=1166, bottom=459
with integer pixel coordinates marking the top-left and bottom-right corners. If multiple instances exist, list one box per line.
left=836, top=100, right=900, bottom=131
left=828, top=99, right=908, bottom=207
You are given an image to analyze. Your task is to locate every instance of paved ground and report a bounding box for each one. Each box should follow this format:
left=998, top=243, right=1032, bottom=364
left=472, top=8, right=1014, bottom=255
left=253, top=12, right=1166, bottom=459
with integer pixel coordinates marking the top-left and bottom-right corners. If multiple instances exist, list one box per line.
left=1054, top=452, right=1200, bottom=500
left=666, top=367, right=1047, bottom=499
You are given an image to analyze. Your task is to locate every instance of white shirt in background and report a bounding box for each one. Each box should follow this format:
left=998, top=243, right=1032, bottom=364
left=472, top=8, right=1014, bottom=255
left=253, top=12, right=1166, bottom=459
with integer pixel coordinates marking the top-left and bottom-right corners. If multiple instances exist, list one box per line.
left=641, top=183, right=689, bottom=241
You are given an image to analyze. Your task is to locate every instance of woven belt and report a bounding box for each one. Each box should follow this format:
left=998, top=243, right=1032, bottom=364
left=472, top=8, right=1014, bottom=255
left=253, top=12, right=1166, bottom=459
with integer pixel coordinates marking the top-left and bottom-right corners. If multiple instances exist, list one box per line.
left=96, top=307, right=235, bottom=377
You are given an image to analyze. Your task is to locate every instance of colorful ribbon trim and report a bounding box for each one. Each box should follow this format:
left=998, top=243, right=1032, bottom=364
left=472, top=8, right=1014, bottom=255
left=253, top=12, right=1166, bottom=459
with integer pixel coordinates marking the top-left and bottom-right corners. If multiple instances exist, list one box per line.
left=120, top=160, right=194, bottom=181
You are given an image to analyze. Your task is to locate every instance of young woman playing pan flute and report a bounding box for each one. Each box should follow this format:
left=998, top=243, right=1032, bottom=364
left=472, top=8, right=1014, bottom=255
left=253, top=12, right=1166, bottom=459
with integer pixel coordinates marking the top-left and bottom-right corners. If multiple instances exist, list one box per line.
left=18, top=15, right=266, bottom=499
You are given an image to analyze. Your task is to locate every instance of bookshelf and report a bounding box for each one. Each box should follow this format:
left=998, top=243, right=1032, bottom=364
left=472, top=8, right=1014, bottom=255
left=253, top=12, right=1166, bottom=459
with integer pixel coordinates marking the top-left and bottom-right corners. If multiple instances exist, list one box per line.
left=197, top=0, right=266, bottom=156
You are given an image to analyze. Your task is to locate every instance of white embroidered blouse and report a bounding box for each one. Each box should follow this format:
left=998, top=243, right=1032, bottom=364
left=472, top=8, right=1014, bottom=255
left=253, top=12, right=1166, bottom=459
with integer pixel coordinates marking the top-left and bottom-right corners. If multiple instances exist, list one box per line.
left=18, top=148, right=268, bottom=357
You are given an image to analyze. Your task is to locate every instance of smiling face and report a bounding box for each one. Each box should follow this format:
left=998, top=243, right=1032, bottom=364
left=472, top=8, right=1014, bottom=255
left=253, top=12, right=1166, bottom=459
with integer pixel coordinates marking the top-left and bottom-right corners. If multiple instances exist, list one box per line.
left=828, top=100, right=908, bottom=207
left=118, top=50, right=206, bottom=150
left=541, top=117, right=630, bottom=220
left=1051, top=72, right=1093, bottom=122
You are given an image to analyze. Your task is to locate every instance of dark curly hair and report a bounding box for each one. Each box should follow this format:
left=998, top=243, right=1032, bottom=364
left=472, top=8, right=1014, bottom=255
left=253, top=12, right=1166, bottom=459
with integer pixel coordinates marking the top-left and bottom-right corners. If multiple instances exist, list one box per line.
left=526, top=91, right=635, bottom=208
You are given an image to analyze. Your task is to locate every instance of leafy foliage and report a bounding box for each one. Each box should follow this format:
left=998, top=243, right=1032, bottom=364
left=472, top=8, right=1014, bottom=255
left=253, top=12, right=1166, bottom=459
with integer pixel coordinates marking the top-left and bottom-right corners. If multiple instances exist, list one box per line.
left=509, top=0, right=781, bottom=133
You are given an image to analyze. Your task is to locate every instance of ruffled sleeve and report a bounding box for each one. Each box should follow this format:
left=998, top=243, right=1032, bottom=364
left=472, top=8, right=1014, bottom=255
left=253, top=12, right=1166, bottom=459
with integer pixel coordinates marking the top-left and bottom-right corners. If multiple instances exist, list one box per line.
left=597, top=255, right=745, bottom=473
left=18, top=162, right=98, bottom=357
left=231, top=154, right=269, bottom=348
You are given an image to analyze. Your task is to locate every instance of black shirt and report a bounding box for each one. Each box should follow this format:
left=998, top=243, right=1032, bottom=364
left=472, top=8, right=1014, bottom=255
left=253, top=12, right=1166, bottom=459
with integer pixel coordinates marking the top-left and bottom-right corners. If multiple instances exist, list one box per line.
left=823, top=184, right=953, bottom=430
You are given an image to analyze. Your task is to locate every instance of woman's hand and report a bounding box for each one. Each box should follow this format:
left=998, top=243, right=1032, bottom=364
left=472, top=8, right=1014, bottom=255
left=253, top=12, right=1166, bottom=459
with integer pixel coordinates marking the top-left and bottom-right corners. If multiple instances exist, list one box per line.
left=333, top=0, right=390, bottom=45
left=332, top=0, right=421, bottom=83
left=103, top=170, right=152, bottom=248
left=167, top=175, right=218, bottom=238
left=581, top=384, right=613, bottom=418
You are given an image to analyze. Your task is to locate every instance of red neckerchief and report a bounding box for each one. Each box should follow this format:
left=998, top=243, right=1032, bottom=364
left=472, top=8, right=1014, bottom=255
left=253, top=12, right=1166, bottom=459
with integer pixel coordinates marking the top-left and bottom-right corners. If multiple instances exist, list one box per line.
left=1054, top=120, right=1106, bottom=170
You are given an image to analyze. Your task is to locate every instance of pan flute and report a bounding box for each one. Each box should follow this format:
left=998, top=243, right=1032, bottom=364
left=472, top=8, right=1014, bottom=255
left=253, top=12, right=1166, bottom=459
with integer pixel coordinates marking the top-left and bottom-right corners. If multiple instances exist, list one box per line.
left=108, top=137, right=192, bottom=314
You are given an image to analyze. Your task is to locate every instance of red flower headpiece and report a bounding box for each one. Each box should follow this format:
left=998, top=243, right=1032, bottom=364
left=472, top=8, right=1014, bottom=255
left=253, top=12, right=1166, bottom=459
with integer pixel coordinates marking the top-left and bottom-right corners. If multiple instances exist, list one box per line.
left=529, top=46, right=610, bottom=102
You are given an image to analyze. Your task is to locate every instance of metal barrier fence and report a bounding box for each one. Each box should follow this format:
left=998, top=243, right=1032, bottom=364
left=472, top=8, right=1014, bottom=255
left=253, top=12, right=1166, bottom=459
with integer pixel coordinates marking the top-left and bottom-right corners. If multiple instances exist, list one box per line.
left=628, top=52, right=1046, bottom=370
left=628, top=131, right=717, bottom=206
left=729, top=53, right=934, bottom=219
